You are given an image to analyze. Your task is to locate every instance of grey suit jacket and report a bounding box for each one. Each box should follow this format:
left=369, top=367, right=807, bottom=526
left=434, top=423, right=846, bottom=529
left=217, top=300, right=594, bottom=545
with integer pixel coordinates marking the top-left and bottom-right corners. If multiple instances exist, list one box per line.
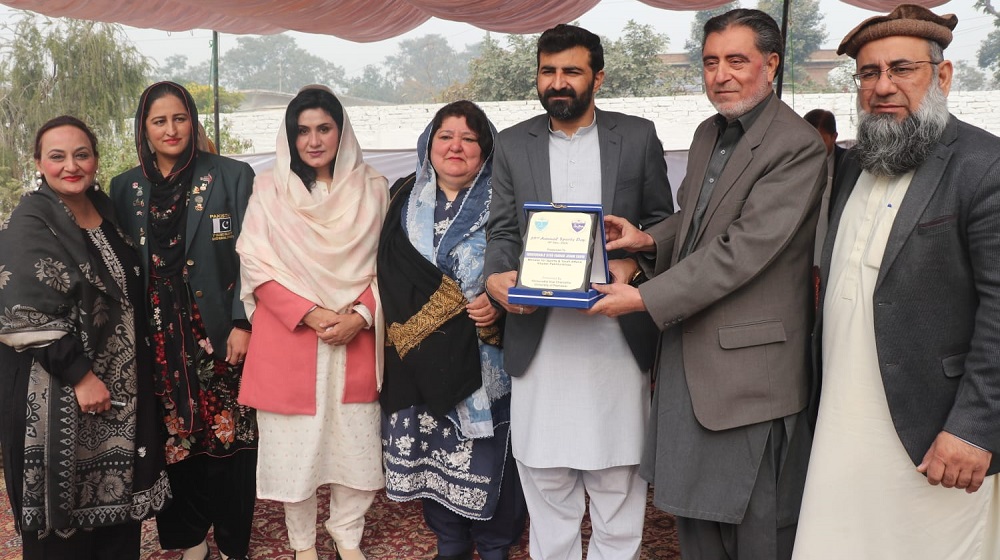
left=640, top=94, right=827, bottom=431
left=817, top=115, right=1000, bottom=474
left=110, top=152, right=255, bottom=359
left=484, top=108, right=674, bottom=377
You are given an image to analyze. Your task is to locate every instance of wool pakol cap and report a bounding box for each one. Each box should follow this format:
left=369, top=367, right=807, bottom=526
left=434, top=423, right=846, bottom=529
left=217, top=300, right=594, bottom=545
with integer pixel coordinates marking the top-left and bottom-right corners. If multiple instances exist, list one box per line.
left=837, top=3, right=957, bottom=58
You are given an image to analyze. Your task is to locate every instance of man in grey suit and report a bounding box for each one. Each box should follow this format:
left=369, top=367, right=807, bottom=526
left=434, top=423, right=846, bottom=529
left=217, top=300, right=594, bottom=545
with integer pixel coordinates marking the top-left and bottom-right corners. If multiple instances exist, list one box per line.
left=591, top=9, right=825, bottom=559
left=484, top=24, right=672, bottom=560
left=793, top=5, right=1000, bottom=558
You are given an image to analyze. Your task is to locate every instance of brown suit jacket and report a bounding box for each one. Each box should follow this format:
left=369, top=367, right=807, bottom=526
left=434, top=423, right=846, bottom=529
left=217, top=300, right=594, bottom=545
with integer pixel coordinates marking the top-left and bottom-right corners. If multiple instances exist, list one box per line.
left=639, top=94, right=826, bottom=431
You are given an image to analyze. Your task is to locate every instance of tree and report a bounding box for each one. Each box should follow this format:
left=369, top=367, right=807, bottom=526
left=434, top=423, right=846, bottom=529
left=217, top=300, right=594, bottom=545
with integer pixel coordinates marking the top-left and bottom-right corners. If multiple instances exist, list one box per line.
left=685, top=2, right=741, bottom=64
left=159, top=54, right=212, bottom=85
left=465, top=33, right=539, bottom=102
left=341, top=35, right=477, bottom=103
left=464, top=21, right=688, bottom=101
left=219, top=34, right=346, bottom=93
left=758, top=0, right=827, bottom=87
left=602, top=21, right=670, bottom=98
left=183, top=83, right=252, bottom=154
left=344, top=65, right=401, bottom=103
left=202, top=120, right=253, bottom=155
left=953, top=61, right=991, bottom=91
left=0, top=13, right=150, bottom=218
left=826, top=60, right=856, bottom=93
left=185, top=83, right=245, bottom=113
left=978, top=30, right=1000, bottom=84
left=160, top=54, right=190, bottom=81
left=976, top=1, right=1000, bottom=83
left=383, top=34, right=470, bottom=103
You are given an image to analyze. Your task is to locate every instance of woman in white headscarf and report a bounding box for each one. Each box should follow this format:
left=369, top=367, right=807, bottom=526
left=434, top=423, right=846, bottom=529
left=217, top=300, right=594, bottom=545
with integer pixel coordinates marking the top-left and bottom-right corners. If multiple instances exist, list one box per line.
left=237, top=85, right=388, bottom=560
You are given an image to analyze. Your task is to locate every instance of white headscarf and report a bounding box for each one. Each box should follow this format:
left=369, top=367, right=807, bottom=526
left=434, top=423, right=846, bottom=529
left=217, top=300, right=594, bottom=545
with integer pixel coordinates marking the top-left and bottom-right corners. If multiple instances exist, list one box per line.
left=238, top=86, right=388, bottom=339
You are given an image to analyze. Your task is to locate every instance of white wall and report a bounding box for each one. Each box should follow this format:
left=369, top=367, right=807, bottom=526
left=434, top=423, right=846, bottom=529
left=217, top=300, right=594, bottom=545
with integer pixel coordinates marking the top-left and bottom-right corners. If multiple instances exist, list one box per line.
left=225, top=90, right=1000, bottom=154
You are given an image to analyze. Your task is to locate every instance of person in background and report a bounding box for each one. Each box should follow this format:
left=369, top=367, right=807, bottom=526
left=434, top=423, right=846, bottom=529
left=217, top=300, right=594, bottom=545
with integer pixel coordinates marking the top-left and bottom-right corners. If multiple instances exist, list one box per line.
left=379, top=100, right=527, bottom=560
left=794, top=5, right=1000, bottom=558
left=802, top=109, right=844, bottom=172
left=484, top=24, right=673, bottom=560
left=592, top=9, right=825, bottom=559
left=803, top=108, right=846, bottom=269
left=110, top=81, right=258, bottom=560
left=0, top=115, right=170, bottom=560
left=237, top=85, right=387, bottom=560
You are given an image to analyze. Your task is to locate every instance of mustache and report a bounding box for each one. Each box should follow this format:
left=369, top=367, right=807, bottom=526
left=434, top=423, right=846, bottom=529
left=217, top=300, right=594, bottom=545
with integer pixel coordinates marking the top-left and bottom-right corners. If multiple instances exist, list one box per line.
left=543, top=87, right=577, bottom=101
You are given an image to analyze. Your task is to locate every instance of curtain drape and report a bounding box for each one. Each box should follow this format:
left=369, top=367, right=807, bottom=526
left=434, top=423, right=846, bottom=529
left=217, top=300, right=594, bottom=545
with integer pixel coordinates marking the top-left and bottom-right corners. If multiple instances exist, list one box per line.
left=0, top=0, right=953, bottom=40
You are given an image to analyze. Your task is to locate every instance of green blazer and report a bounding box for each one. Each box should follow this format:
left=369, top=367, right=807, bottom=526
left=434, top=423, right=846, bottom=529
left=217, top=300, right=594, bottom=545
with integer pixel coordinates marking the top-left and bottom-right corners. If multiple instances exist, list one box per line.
left=109, top=152, right=255, bottom=358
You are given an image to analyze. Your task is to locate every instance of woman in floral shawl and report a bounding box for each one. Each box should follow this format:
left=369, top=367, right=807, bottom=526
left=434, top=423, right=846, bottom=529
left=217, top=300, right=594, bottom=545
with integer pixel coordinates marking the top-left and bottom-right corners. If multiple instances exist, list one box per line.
left=109, top=81, right=258, bottom=560
left=0, top=116, right=170, bottom=559
left=378, top=101, right=527, bottom=560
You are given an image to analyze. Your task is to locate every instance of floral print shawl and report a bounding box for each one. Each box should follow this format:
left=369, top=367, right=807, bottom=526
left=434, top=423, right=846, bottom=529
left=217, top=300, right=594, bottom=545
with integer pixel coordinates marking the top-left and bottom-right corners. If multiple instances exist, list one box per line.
left=0, top=184, right=170, bottom=534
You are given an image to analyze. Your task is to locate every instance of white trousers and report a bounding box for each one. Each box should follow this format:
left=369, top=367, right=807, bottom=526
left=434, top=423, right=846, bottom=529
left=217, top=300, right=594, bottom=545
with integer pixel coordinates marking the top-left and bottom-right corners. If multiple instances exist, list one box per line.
left=516, top=461, right=646, bottom=560
left=283, top=485, right=377, bottom=551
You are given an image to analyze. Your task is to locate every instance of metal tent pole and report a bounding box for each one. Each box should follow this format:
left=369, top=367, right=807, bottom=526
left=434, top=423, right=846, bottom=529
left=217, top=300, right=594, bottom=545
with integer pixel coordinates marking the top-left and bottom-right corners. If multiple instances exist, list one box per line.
left=776, top=0, right=791, bottom=98
left=212, top=30, right=221, bottom=151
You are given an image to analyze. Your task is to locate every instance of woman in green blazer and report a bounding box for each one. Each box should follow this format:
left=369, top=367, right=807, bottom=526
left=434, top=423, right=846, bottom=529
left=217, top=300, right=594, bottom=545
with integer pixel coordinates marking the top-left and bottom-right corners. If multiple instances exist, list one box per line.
left=110, top=81, right=258, bottom=560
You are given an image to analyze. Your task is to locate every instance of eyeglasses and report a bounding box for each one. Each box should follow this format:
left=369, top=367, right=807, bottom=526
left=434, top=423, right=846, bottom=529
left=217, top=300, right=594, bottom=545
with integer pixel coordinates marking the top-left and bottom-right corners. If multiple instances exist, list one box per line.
left=852, top=61, right=940, bottom=89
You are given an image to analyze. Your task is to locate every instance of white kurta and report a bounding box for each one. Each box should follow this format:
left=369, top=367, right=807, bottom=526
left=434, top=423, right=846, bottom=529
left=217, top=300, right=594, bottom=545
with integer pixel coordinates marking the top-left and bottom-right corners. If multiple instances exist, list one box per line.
left=793, top=171, right=1000, bottom=560
left=255, top=179, right=384, bottom=502
left=511, top=309, right=650, bottom=469
left=256, top=340, right=384, bottom=501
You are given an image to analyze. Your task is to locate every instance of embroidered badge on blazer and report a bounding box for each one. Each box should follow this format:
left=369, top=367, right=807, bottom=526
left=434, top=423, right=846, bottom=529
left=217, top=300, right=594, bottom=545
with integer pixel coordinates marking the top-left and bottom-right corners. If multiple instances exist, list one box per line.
left=210, top=213, right=234, bottom=241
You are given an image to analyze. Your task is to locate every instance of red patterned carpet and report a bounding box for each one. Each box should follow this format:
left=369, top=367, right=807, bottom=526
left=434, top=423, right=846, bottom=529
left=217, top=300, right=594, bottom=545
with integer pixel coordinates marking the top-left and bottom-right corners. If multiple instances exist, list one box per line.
left=0, top=475, right=680, bottom=559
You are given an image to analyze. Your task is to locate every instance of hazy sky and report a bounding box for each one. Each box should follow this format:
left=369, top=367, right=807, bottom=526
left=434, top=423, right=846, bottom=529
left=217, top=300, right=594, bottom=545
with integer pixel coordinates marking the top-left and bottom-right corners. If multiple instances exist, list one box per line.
left=0, top=0, right=993, bottom=78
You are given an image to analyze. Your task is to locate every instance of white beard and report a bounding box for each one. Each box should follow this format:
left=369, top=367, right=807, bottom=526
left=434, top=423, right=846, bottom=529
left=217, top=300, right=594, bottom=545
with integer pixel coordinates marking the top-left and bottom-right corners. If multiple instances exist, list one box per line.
left=855, top=82, right=950, bottom=177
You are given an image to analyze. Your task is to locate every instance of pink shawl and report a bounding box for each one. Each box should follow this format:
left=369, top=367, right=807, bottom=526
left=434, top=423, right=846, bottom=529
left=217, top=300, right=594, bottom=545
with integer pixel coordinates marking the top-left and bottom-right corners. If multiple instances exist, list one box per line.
left=237, top=100, right=388, bottom=413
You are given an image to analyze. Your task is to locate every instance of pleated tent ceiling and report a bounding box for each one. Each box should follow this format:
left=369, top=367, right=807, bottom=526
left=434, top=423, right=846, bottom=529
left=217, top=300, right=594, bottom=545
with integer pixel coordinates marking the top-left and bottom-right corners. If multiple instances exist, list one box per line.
left=0, top=0, right=954, bottom=40
left=0, top=0, right=955, bottom=147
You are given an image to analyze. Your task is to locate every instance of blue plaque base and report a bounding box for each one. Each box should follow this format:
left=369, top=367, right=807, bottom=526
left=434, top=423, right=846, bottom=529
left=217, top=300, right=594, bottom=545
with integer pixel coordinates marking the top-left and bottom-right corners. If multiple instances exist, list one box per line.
left=508, top=286, right=605, bottom=309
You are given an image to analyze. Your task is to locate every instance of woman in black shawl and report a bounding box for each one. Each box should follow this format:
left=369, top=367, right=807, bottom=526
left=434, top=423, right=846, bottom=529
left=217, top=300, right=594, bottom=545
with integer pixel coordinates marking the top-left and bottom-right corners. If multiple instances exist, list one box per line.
left=0, top=116, right=171, bottom=559
left=109, top=81, right=258, bottom=560
left=378, top=101, right=527, bottom=560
